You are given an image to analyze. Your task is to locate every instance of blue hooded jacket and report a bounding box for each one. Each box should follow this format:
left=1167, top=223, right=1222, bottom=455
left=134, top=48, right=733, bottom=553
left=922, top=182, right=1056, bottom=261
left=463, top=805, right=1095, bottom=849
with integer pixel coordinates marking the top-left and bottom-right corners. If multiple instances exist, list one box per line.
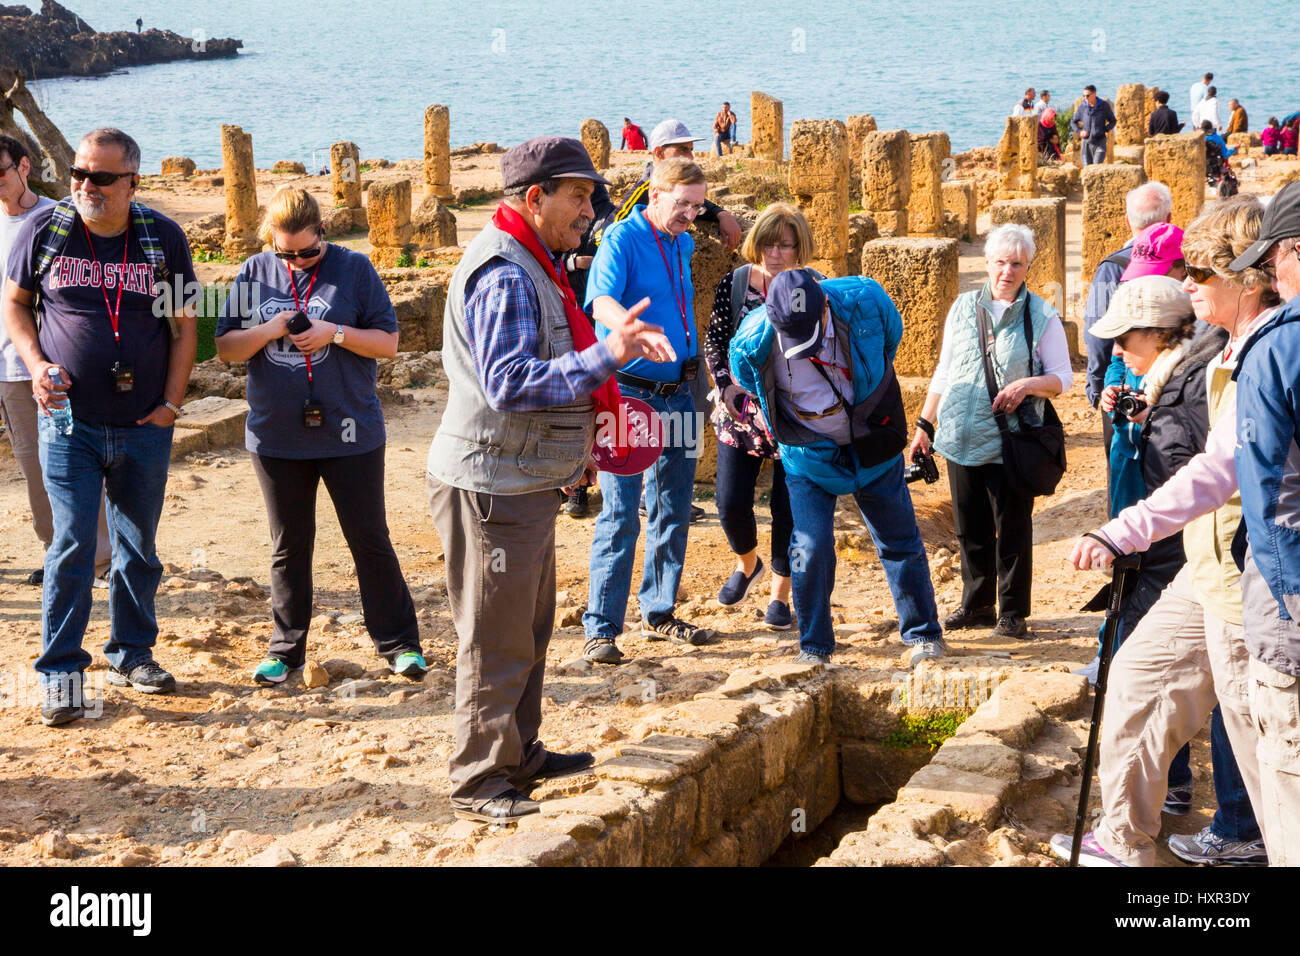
left=729, top=275, right=903, bottom=496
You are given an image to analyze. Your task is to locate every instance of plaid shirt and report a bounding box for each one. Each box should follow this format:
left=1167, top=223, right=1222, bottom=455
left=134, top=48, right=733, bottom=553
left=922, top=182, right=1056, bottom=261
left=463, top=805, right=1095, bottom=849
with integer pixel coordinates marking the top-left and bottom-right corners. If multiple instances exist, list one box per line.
left=463, top=257, right=619, bottom=411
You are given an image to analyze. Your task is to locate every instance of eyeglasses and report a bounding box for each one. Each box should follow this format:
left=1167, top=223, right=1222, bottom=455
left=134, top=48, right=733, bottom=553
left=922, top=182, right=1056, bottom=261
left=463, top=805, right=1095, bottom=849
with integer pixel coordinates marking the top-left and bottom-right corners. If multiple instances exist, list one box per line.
left=70, top=166, right=136, bottom=187
left=1184, top=263, right=1218, bottom=284
left=762, top=242, right=797, bottom=253
left=670, top=198, right=707, bottom=217
left=274, top=245, right=322, bottom=261
left=0, top=163, right=16, bottom=175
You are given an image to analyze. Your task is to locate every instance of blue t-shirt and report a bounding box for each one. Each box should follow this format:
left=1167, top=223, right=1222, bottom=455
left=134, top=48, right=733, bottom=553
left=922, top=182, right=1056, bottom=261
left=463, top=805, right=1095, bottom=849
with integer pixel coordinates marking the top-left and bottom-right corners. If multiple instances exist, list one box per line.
left=215, top=244, right=396, bottom=459
left=585, top=210, right=695, bottom=382
left=6, top=203, right=197, bottom=425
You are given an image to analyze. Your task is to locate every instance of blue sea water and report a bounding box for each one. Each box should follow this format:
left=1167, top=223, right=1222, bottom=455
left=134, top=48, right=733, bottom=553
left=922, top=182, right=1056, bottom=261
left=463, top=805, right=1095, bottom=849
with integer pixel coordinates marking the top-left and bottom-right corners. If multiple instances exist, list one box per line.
left=23, top=0, right=1300, bottom=174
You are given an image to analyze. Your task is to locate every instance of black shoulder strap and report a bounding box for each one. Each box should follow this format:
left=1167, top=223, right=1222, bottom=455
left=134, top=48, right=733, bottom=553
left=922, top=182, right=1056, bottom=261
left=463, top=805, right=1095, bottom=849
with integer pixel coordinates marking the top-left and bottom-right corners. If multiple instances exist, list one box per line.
left=976, top=299, right=1012, bottom=436
left=1102, top=247, right=1133, bottom=270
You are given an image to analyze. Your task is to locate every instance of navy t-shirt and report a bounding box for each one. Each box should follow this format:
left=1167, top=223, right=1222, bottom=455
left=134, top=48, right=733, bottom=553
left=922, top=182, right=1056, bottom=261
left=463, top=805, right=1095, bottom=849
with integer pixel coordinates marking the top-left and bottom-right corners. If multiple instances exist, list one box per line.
left=6, top=204, right=197, bottom=425
left=215, top=244, right=396, bottom=459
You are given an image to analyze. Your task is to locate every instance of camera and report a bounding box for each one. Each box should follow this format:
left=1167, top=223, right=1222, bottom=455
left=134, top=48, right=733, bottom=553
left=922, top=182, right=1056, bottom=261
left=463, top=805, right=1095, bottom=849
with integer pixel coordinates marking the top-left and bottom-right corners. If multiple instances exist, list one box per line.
left=905, top=451, right=940, bottom=484
left=1112, top=386, right=1148, bottom=423
left=681, top=357, right=699, bottom=382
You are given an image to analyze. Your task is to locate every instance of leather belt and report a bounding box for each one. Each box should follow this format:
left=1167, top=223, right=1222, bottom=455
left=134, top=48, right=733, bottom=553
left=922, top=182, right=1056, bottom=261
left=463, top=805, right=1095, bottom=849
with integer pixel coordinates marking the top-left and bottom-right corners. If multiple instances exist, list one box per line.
left=616, top=370, right=682, bottom=396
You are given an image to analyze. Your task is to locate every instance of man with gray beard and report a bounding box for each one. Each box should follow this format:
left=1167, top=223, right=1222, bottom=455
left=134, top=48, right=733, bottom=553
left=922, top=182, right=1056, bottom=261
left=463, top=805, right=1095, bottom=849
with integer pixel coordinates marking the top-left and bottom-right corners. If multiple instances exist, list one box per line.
left=2, top=128, right=197, bottom=726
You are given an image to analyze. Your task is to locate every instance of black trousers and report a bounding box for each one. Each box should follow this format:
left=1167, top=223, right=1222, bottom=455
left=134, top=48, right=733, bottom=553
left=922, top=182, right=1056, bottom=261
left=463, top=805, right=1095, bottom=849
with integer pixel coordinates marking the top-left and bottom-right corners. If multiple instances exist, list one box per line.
left=947, top=459, right=1034, bottom=620
left=714, top=440, right=793, bottom=577
left=251, top=445, right=419, bottom=667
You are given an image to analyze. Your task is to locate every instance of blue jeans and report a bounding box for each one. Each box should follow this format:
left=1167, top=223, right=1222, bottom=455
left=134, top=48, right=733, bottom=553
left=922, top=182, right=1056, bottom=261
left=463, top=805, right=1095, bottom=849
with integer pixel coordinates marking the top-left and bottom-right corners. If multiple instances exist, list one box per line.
left=1210, top=704, right=1263, bottom=842
left=785, top=460, right=941, bottom=657
left=584, top=385, right=698, bottom=639
left=36, top=415, right=173, bottom=687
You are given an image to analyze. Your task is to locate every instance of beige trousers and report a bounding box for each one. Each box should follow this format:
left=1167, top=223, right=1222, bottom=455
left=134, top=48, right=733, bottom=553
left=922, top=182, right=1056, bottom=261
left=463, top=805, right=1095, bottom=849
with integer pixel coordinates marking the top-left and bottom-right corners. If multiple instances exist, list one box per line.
left=1247, top=657, right=1300, bottom=866
left=1095, top=566, right=1264, bottom=867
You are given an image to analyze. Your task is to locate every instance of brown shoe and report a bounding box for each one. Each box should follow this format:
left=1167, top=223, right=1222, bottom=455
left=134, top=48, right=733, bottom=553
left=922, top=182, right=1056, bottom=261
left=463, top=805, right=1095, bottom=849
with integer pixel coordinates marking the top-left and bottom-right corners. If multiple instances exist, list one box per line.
left=992, top=615, right=1029, bottom=640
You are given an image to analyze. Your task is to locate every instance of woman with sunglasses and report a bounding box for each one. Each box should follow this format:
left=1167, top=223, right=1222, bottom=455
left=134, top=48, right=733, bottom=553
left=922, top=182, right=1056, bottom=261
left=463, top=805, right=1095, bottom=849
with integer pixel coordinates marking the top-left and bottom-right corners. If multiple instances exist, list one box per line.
left=907, top=223, right=1073, bottom=640
left=215, top=186, right=425, bottom=686
left=705, top=203, right=813, bottom=628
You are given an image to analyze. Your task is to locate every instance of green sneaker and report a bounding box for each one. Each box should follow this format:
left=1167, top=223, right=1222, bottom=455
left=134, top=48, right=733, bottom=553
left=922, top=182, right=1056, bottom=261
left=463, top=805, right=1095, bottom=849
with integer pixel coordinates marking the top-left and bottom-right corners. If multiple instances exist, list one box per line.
left=392, top=651, right=427, bottom=681
left=252, top=657, right=291, bottom=686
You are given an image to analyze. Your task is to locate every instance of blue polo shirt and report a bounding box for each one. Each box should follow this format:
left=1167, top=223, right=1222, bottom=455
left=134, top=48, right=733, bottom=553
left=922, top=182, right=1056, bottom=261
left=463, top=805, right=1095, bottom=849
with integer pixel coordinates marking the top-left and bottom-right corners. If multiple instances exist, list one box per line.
left=585, top=210, right=695, bottom=382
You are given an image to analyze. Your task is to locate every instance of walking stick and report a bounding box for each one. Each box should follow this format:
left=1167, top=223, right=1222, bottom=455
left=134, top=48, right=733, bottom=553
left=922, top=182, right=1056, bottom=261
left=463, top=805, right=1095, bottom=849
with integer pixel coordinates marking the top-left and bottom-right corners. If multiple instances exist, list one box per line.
left=1070, top=539, right=1140, bottom=868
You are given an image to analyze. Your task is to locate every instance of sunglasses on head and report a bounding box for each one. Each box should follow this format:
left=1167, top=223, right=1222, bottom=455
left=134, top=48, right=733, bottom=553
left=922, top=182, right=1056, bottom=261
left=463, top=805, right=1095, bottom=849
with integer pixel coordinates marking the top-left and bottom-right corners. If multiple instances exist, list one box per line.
left=1184, top=263, right=1218, bottom=284
left=70, top=166, right=136, bottom=187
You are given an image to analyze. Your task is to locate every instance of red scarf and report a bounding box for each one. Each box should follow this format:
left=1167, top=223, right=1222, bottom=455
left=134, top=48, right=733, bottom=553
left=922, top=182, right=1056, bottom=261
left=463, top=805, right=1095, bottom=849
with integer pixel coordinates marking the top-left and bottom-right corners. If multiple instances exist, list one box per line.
left=490, top=202, right=626, bottom=457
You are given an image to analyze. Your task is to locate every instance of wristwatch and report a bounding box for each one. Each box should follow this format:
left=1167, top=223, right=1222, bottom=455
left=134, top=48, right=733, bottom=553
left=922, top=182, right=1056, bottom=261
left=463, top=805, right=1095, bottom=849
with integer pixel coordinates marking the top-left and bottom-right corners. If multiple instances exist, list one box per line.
left=332, top=324, right=345, bottom=345
left=162, top=400, right=183, bottom=418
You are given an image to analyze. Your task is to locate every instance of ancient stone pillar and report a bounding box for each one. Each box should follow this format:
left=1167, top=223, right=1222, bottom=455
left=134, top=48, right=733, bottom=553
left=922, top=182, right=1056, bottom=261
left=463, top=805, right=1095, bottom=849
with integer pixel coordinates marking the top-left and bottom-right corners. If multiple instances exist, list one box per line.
left=367, top=178, right=414, bottom=268
left=580, top=118, right=611, bottom=171
left=330, top=140, right=365, bottom=229
left=1143, top=87, right=1158, bottom=132
left=1081, top=163, right=1146, bottom=285
left=1144, top=133, right=1206, bottom=228
left=907, top=132, right=946, bottom=236
left=861, top=129, right=910, bottom=237
left=997, top=115, right=1038, bottom=199
left=942, top=180, right=976, bottom=242
left=220, top=124, right=261, bottom=259
left=411, top=193, right=458, bottom=250
left=789, top=119, right=850, bottom=276
left=1115, top=84, right=1146, bottom=146
left=751, top=91, right=784, bottom=161
left=846, top=113, right=877, bottom=197
left=860, top=237, right=959, bottom=375
left=990, top=197, right=1067, bottom=309
left=423, top=105, right=452, bottom=200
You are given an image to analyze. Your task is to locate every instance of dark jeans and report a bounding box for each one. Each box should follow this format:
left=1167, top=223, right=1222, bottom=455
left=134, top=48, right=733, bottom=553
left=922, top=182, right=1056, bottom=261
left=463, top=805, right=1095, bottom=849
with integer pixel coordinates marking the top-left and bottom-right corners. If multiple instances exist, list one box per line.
left=714, top=441, right=792, bottom=577
left=251, top=445, right=419, bottom=667
left=947, top=460, right=1033, bottom=620
left=1210, top=704, right=1263, bottom=842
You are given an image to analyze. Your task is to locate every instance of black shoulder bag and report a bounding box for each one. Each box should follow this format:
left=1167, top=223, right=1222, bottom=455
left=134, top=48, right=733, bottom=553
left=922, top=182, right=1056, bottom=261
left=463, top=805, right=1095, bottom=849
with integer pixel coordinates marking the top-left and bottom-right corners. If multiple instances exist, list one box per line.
left=975, top=294, right=1067, bottom=497
left=808, top=349, right=908, bottom=468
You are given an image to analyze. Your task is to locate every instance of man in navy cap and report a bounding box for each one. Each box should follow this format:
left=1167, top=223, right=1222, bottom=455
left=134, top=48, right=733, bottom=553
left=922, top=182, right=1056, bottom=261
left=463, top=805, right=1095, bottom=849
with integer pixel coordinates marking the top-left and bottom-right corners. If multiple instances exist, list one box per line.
left=426, top=135, right=669, bottom=822
left=729, top=268, right=944, bottom=667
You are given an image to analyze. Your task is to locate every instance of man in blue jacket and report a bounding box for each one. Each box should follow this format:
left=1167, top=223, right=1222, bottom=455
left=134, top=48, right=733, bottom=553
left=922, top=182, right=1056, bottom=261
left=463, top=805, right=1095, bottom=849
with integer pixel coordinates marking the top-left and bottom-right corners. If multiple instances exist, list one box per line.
left=730, top=268, right=944, bottom=667
left=1073, top=85, right=1117, bottom=166
left=1230, top=178, right=1300, bottom=865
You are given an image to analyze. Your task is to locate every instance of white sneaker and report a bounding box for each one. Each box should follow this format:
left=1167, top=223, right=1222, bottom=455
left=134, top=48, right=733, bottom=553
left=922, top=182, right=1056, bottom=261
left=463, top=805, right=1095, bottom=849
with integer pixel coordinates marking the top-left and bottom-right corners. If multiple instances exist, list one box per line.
left=1073, top=656, right=1100, bottom=686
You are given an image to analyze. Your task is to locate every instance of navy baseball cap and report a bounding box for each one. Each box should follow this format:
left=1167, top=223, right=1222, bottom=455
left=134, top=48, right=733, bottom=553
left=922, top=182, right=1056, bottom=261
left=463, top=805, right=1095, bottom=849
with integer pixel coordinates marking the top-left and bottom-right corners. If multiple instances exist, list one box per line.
left=500, top=135, right=610, bottom=191
left=767, top=269, right=827, bottom=360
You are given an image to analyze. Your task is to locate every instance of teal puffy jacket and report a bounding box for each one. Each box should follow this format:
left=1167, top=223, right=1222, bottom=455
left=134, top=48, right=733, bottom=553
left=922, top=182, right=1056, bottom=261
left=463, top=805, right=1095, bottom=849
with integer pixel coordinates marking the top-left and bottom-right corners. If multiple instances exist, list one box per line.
left=729, top=276, right=903, bottom=496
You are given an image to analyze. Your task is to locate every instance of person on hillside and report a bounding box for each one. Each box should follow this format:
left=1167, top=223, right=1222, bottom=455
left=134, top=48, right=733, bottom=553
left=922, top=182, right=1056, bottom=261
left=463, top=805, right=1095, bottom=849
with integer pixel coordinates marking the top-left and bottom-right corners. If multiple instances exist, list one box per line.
left=1190, top=72, right=1213, bottom=113
left=1073, top=85, right=1116, bottom=166
left=1148, top=90, right=1184, bottom=136
left=730, top=268, right=944, bottom=668
left=1261, top=117, right=1282, bottom=155
left=1192, top=86, right=1222, bottom=132
left=713, top=101, right=738, bottom=157
left=908, top=224, right=1073, bottom=641
left=1038, top=109, right=1061, bottom=161
left=1226, top=99, right=1249, bottom=135
left=706, top=203, right=812, bottom=630
left=620, top=118, right=647, bottom=152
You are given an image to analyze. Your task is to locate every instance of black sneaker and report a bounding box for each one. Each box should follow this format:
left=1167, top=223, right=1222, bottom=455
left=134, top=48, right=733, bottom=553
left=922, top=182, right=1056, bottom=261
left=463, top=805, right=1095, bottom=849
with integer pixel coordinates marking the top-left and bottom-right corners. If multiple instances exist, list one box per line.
left=106, top=660, right=176, bottom=694
left=690, top=504, right=705, bottom=523
left=527, top=750, right=595, bottom=783
left=582, top=637, right=625, bottom=665
left=26, top=568, right=43, bottom=586
left=452, top=788, right=540, bottom=823
left=564, top=486, right=589, bottom=517
left=942, top=606, right=997, bottom=630
left=992, top=615, right=1029, bottom=640
left=642, top=615, right=715, bottom=646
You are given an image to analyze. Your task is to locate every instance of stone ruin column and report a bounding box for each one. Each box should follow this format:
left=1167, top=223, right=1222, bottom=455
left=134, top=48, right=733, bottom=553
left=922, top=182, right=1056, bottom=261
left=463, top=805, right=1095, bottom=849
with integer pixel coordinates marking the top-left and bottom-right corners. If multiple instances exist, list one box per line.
left=990, top=197, right=1067, bottom=310
left=942, top=181, right=976, bottom=242
left=861, top=129, right=910, bottom=237
left=330, top=140, right=366, bottom=231
left=423, top=105, right=452, bottom=200
left=997, top=115, right=1038, bottom=199
left=907, top=131, right=948, bottom=236
left=789, top=119, right=850, bottom=277
left=846, top=113, right=876, bottom=196
left=367, top=178, right=414, bottom=269
left=861, top=237, right=958, bottom=375
left=220, top=124, right=261, bottom=259
left=751, top=91, right=784, bottom=161
left=580, top=118, right=611, bottom=170
left=1115, top=84, right=1146, bottom=147
left=1143, top=87, right=1158, bottom=131
left=1081, top=163, right=1146, bottom=286
left=1144, top=133, right=1206, bottom=228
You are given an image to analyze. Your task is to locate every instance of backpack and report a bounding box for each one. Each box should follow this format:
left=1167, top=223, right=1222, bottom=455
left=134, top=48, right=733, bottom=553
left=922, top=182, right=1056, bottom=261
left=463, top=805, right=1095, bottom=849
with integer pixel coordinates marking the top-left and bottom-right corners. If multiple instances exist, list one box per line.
left=31, top=198, right=178, bottom=338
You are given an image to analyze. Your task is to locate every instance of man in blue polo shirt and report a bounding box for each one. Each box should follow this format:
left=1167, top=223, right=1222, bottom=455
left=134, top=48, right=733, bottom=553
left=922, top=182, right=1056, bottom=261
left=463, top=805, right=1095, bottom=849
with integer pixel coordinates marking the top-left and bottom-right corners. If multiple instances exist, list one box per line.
left=581, top=158, right=711, bottom=663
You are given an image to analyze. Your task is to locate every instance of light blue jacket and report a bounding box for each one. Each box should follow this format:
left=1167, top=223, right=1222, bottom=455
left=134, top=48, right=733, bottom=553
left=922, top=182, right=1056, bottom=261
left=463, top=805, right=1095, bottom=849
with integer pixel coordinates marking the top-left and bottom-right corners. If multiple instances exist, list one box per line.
left=729, top=276, right=902, bottom=496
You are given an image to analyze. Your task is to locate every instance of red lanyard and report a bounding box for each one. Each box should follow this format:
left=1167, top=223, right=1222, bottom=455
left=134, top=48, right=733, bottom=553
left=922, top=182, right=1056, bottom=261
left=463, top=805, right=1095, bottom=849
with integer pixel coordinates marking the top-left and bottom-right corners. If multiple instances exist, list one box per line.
left=809, top=335, right=852, bottom=382
left=646, top=212, right=690, bottom=349
left=286, top=260, right=320, bottom=384
left=81, top=221, right=130, bottom=345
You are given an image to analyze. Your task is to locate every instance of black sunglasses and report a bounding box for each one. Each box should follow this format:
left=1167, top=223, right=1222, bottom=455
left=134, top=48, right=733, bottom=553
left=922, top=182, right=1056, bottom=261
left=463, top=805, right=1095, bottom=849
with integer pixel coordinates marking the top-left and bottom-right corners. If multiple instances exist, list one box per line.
left=274, top=245, right=322, bottom=261
left=1184, top=263, right=1218, bottom=284
left=70, top=166, right=136, bottom=187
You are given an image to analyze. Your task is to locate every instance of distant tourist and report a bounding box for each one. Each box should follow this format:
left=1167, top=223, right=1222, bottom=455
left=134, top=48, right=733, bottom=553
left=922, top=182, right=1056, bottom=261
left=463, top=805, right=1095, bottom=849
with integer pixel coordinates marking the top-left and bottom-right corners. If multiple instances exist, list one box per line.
left=1262, top=117, right=1282, bottom=155
left=1226, top=99, right=1249, bottom=135
left=713, top=101, right=738, bottom=156
left=1038, top=108, right=1061, bottom=160
left=1013, top=87, right=1037, bottom=116
left=1147, top=90, right=1184, bottom=136
left=1283, top=118, right=1299, bottom=156
left=1192, top=86, right=1221, bottom=131
left=620, top=118, right=647, bottom=152
left=1073, top=85, right=1116, bottom=166
left=136, top=16, right=142, bottom=32
left=1190, top=71, right=1213, bottom=112
left=1037, top=89, right=1051, bottom=115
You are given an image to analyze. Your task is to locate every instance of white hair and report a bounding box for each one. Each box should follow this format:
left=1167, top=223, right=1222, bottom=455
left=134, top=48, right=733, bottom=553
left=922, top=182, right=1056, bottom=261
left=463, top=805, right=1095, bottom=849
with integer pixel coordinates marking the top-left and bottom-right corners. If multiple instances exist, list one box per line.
left=985, top=223, right=1036, bottom=262
left=1127, top=181, right=1173, bottom=230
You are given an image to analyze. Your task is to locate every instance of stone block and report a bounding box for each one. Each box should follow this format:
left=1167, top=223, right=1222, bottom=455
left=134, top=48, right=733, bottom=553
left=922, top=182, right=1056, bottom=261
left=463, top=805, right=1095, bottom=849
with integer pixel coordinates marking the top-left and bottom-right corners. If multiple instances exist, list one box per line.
left=792, top=746, right=839, bottom=835
left=617, top=733, right=718, bottom=774
left=715, top=732, right=762, bottom=825
left=871, top=208, right=907, bottom=237
left=220, top=124, right=261, bottom=259
left=1144, top=86, right=1158, bottom=126
left=861, top=128, right=910, bottom=219
left=751, top=91, right=784, bottom=161
left=479, top=831, right=580, bottom=866
left=829, top=829, right=946, bottom=866
left=170, top=427, right=206, bottom=461
left=860, top=237, right=959, bottom=376
left=160, top=156, right=195, bottom=177
left=991, top=670, right=1089, bottom=719
left=942, top=180, right=976, bottom=241
left=829, top=667, right=908, bottom=739
left=514, top=811, right=606, bottom=840
left=423, top=105, right=452, bottom=199
left=271, top=160, right=306, bottom=175
left=897, top=763, right=1011, bottom=829
left=627, top=776, right=698, bottom=867
left=1115, top=84, right=1146, bottom=146
left=754, top=693, right=815, bottom=791
left=1113, top=144, right=1145, bottom=166
left=997, top=114, right=1038, bottom=199
left=1227, top=132, right=1261, bottom=150
left=173, top=396, right=249, bottom=449
left=538, top=793, right=631, bottom=822
left=640, top=696, right=760, bottom=746
left=846, top=113, right=877, bottom=171
left=576, top=810, right=644, bottom=867
left=989, top=197, right=1066, bottom=304
left=906, top=131, right=946, bottom=235
left=865, top=800, right=953, bottom=839
left=366, top=178, right=414, bottom=248
left=846, top=213, right=880, bottom=276
left=580, top=118, right=611, bottom=171
left=390, top=287, right=436, bottom=352
left=930, top=731, right=1022, bottom=781
left=330, top=141, right=362, bottom=209
left=1081, top=163, right=1146, bottom=284
left=954, top=696, right=1045, bottom=749
left=789, top=119, right=850, bottom=273
left=411, top=193, right=457, bottom=249
left=682, top=831, right=740, bottom=867
left=592, top=754, right=684, bottom=788
left=840, top=739, right=931, bottom=804
left=1144, top=133, right=1206, bottom=229
left=729, top=783, right=796, bottom=867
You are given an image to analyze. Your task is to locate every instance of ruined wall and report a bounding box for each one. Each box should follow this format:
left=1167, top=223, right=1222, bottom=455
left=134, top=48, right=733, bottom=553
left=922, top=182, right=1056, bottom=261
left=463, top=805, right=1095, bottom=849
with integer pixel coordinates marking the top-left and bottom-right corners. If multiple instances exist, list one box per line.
left=942, top=181, right=976, bottom=242
left=1081, top=164, right=1145, bottom=285
left=907, top=132, right=946, bottom=236
left=997, top=115, right=1038, bottom=200
left=861, top=129, right=911, bottom=237
left=1115, top=84, right=1146, bottom=147
left=989, top=197, right=1067, bottom=308
left=751, top=91, right=784, bottom=162
left=1144, top=133, right=1206, bottom=229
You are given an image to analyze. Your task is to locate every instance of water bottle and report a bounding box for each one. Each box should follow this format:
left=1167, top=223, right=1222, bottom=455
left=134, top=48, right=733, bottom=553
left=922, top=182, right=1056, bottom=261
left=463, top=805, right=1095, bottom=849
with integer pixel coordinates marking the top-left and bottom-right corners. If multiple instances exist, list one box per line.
left=47, top=369, right=74, bottom=436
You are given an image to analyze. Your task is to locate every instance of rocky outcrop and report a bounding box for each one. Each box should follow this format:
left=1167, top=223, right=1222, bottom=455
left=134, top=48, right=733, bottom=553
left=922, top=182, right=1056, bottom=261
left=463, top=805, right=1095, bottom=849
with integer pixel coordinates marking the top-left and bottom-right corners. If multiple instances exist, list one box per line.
left=0, top=2, right=241, bottom=79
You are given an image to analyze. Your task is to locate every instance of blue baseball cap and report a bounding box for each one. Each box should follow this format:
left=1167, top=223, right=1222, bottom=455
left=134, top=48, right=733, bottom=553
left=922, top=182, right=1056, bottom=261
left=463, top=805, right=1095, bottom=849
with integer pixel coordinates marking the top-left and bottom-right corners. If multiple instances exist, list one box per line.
left=767, top=269, right=827, bottom=360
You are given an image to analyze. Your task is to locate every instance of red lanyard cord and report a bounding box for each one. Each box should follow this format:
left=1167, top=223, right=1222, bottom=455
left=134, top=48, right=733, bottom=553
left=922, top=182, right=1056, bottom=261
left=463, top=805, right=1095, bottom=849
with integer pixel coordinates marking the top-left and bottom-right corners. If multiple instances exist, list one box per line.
left=646, top=212, right=690, bottom=350
left=286, top=259, right=321, bottom=386
left=81, top=220, right=130, bottom=346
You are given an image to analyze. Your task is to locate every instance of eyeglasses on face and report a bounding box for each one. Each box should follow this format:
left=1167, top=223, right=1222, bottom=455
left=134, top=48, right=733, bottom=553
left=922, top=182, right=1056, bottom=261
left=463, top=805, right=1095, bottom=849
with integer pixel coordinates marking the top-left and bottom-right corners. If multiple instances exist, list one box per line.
left=70, top=166, right=136, bottom=187
left=1184, top=263, right=1218, bottom=284
left=669, top=198, right=707, bottom=217
left=762, top=242, right=797, bottom=253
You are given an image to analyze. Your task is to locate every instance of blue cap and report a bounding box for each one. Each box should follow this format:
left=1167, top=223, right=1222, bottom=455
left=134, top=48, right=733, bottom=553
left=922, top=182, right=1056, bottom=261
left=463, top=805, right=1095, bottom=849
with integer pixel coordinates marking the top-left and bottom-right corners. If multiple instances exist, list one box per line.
left=767, top=269, right=827, bottom=360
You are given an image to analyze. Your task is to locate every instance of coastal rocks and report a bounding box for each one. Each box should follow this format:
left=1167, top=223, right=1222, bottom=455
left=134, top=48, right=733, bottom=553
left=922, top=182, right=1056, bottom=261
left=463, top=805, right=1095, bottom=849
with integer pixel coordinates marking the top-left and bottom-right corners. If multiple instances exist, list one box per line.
left=751, top=91, right=784, bottom=161
left=906, top=131, right=948, bottom=236
left=580, top=118, right=611, bottom=171
left=385, top=278, right=447, bottom=352
left=1144, top=133, right=1206, bottom=229
left=183, top=213, right=225, bottom=256
left=330, top=141, right=367, bottom=232
left=861, top=129, right=911, bottom=236
left=423, top=105, right=452, bottom=200
left=220, top=125, right=261, bottom=260
left=161, top=156, right=196, bottom=177
left=367, top=179, right=414, bottom=269
left=411, top=194, right=458, bottom=251
left=996, top=114, right=1038, bottom=200
left=989, top=197, right=1066, bottom=307
left=788, top=119, right=850, bottom=276
left=1115, top=84, right=1146, bottom=146
left=861, top=237, right=957, bottom=376
left=1081, top=163, right=1146, bottom=285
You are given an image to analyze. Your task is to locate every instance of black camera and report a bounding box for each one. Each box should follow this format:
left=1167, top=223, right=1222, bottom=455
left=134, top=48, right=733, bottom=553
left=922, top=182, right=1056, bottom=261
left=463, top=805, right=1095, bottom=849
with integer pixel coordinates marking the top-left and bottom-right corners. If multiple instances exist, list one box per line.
left=681, top=357, right=699, bottom=382
left=1112, top=386, right=1148, bottom=423
left=285, top=310, right=312, bottom=335
left=905, top=451, right=940, bottom=484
